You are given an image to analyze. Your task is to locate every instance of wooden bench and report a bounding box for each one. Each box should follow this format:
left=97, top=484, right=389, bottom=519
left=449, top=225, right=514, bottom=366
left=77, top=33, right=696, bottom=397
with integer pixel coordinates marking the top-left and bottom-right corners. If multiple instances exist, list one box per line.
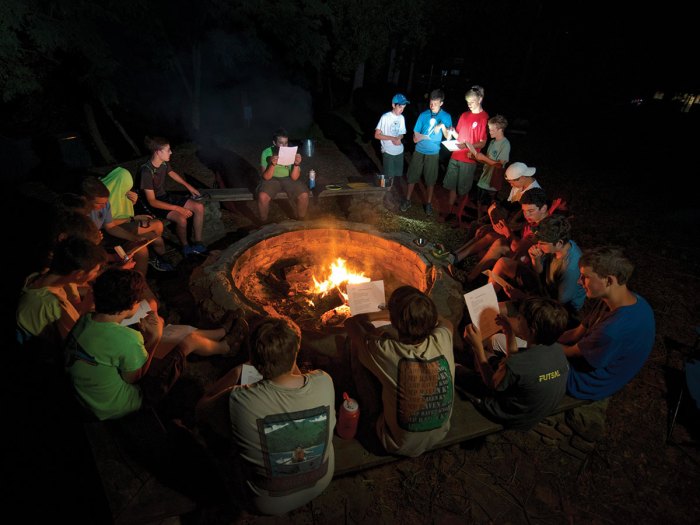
left=201, top=182, right=390, bottom=203
left=84, top=392, right=588, bottom=523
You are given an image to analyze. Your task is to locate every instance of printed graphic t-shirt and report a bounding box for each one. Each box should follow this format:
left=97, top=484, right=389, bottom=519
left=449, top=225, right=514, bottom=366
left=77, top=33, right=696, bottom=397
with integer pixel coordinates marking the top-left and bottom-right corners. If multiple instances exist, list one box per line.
left=359, top=325, right=455, bottom=457
left=228, top=370, right=336, bottom=515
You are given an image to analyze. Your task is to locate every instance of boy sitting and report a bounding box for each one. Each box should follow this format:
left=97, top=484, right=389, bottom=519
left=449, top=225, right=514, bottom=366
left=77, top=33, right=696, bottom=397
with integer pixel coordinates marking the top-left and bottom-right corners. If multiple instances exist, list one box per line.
left=463, top=296, right=570, bottom=430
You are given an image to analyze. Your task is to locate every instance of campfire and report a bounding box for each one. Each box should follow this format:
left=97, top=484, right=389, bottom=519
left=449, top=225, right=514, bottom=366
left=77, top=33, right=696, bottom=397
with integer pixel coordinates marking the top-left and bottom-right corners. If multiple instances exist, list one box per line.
left=259, top=257, right=371, bottom=331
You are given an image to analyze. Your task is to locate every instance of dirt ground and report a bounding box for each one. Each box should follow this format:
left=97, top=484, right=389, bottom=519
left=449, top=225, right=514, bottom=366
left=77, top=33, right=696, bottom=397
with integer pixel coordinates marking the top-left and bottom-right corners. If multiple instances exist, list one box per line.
left=142, top=106, right=700, bottom=525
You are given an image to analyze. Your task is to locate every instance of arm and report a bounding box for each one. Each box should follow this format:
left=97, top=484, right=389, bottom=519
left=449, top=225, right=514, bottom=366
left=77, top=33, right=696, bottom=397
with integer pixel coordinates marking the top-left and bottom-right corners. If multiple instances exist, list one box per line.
left=121, top=311, right=163, bottom=384
left=167, top=168, right=199, bottom=196
left=102, top=222, right=143, bottom=242
left=289, top=154, right=302, bottom=181
left=558, top=323, right=586, bottom=346
left=563, top=343, right=583, bottom=358
left=375, top=129, right=403, bottom=145
left=464, top=324, right=498, bottom=389
left=413, top=131, right=427, bottom=143
left=528, top=245, right=545, bottom=274
left=142, top=188, right=192, bottom=217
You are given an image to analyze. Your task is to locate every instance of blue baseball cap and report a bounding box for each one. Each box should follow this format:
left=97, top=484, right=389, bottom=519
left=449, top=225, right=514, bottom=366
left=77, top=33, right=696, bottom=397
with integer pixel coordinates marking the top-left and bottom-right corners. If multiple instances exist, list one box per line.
left=392, top=93, right=410, bottom=105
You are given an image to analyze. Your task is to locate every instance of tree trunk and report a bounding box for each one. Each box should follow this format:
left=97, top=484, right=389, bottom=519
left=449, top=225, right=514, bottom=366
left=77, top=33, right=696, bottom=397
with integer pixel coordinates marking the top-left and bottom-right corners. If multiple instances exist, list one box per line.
left=100, top=100, right=141, bottom=157
left=407, top=53, right=416, bottom=93
left=352, top=62, right=365, bottom=92
left=83, top=103, right=115, bottom=165
left=191, top=42, right=201, bottom=134
left=387, top=48, right=396, bottom=83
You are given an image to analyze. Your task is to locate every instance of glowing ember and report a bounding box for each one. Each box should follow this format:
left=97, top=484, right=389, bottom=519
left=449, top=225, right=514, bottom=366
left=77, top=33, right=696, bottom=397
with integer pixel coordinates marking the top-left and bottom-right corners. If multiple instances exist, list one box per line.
left=311, top=258, right=370, bottom=300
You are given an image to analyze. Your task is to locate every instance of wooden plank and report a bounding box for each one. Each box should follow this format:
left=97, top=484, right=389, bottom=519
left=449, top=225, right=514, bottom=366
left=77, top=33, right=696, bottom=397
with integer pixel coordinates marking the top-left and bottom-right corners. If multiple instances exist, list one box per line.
left=201, top=184, right=389, bottom=203
left=332, top=394, right=588, bottom=478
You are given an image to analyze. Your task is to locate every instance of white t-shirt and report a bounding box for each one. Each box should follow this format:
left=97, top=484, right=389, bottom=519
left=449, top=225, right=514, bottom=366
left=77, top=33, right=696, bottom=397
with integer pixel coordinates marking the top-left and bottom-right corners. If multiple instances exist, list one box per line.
left=376, top=111, right=407, bottom=155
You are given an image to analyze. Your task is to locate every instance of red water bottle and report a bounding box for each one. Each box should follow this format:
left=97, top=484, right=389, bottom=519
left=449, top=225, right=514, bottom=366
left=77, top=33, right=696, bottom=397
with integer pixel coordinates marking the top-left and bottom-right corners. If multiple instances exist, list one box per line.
left=337, top=392, right=360, bottom=439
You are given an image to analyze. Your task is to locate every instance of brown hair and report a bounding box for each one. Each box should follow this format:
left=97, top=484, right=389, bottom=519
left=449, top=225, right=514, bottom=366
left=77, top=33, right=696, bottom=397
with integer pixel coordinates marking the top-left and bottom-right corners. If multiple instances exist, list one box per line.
left=533, top=215, right=572, bottom=244
left=388, top=285, right=438, bottom=345
left=579, top=246, right=634, bottom=285
left=250, top=317, right=301, bottom=379
left=50, top=236, right=107, bottom=277
left=80, top=176, right=109, bottom=199
left=465, top=85, right=485, bottom=100
left=518, top=297, right=568, bottom=345
left=144, top=136, right=169, bottom=153
left=488, top=114, right=508, bottom=130
left=93, top=268, right=146, bottom=315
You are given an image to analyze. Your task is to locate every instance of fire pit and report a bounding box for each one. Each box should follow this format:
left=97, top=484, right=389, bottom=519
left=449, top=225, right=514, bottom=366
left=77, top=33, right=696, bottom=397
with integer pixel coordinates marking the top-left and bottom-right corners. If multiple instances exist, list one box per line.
left=190, top=220, right=464, bottom=376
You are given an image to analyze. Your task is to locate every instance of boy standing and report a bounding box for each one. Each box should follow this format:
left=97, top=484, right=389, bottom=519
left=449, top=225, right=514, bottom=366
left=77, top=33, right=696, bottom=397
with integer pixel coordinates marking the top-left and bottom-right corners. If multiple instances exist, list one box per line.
left=375, top=94, right=409, bottom=182
left=401, top=89, right=452, bottom=216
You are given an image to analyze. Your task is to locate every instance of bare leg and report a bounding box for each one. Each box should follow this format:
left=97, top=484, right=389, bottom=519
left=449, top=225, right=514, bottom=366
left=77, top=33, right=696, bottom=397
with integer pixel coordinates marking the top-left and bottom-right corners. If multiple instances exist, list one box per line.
left=133, top=247, right=149, bottom=275
left=490, top=257, right=518, bottom=293
left=467, top=238, right=510, bottom=281
left=296, top=192, right=309, bottom=219
left=139, top=220, right=166, bottom=256
left=455, top=231, right=500, bottom=263
left=426, top=184, right=435, bottom=205
left=178, top=331, right=229, bottom=356
left=447, top=189, right=457, bottom=208
left=167, top=210, right=189, bottom=246
left=258, top=192, right=271, bottom=222
left=184, top=200, right=205, bottom=243
left=406, top=182, right=416, bottom=200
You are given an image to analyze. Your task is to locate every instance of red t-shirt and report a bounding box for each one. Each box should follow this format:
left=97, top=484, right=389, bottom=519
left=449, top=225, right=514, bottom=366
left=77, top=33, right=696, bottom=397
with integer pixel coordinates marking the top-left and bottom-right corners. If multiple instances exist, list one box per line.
left=451, top=111, right=489, bottom=163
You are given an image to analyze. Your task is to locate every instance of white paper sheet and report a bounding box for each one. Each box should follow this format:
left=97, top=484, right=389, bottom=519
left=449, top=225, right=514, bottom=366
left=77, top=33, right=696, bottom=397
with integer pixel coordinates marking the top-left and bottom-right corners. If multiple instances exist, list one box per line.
left=347, top=280, right=385, bottom=315
left=240, top=363, right=263, bottom=385
left=442, top=140, right=462, bottom=152
left=464, top=283, right=500, bottom=339
left=120, top=300, right=152, bottom=326
left=277, top=145, right=298, bottom=166
left=442, top=139, right=476, bottom=156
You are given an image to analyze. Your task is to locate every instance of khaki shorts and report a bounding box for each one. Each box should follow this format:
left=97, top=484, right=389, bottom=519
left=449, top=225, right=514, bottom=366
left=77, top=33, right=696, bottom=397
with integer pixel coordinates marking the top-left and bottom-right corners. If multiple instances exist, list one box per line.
left=442, top=159, right=477, bottom=195
left=257, top=177, right=309, bottom=200
left=406, top=152, right=439, bottom=186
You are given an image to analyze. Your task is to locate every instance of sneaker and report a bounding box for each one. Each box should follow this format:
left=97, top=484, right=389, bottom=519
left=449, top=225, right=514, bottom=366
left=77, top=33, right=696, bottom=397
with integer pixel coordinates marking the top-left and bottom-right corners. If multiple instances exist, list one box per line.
left=191, top=242, right=208, bottom=254
left=182, top=245, right=197, bottom=257
left=424, top=203, right=433, bottom=216
left=148, top=256, right=175, bottom=272
left=399, top=199, right=412, bottom=212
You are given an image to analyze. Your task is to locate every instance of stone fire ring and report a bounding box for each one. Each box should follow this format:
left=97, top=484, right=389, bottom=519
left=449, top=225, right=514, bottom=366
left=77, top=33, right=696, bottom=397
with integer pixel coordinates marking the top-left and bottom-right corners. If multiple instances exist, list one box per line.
left=190, top=220, right=466, bottom=351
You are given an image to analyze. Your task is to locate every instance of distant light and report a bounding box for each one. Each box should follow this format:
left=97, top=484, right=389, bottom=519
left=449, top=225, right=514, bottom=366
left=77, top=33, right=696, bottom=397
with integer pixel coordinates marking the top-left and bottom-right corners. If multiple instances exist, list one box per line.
left=61, top=136, right=78, bottom=141
left=653, top=91, right=664, bottom=100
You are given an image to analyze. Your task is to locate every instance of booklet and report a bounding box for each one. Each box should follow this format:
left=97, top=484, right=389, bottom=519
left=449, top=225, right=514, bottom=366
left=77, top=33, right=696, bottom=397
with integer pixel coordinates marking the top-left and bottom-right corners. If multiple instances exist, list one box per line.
left=463, top=283, right=500, bottom=339
left=347, top=280, right=385, bottom=315
left=120, top=299, right=152, bottom=326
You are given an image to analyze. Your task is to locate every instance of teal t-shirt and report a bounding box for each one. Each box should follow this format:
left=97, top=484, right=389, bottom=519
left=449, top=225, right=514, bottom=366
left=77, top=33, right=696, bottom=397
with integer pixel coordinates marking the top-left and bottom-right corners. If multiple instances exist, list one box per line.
left=65, top=314, right=148, bottom=420
left=260, top=147, right=292, bottom=178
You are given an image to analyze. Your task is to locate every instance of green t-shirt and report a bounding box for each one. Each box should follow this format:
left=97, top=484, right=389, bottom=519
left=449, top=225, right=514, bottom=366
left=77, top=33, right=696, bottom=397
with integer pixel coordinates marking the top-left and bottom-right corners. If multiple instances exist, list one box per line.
left=16, top=273, right=79, bottom=344
left=65, top=314, right=148, bottom=420
left=260, top=147, right=292, bottom=178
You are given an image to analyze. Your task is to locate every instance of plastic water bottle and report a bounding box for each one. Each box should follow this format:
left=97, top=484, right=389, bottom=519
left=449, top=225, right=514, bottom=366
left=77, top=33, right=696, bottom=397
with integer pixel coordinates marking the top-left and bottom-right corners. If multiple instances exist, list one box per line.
left=309, top=169, right=316, bottom=190
left=337, top=392, right=360, bottom=439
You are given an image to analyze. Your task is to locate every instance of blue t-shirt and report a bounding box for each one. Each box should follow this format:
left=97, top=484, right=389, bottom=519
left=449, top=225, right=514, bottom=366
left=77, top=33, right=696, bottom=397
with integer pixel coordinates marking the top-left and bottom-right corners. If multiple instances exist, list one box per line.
left=413, top=109, right=452, bottom=155
left=567, top=294, right=655, bottom=400
left=89, top=201, right=113, bottom=230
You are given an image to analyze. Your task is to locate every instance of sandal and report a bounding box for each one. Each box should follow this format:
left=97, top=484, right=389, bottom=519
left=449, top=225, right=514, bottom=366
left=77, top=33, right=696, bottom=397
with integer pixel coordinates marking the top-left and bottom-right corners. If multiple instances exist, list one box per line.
left=431, top=243, right=449, bottom=259
left=224, top=317, right=249, bottom=357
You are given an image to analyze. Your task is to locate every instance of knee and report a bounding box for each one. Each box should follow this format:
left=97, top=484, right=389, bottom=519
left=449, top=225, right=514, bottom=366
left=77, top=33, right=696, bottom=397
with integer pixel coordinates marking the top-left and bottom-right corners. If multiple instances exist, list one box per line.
left=151, top=220, right=164, bottom=235
left=258, top=193, right=271, bottom=205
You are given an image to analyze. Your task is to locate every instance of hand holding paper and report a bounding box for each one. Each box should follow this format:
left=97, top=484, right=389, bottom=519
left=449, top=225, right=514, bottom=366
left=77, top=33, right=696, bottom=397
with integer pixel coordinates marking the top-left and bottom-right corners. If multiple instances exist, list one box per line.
left=463, top=283, right=500, bottom=339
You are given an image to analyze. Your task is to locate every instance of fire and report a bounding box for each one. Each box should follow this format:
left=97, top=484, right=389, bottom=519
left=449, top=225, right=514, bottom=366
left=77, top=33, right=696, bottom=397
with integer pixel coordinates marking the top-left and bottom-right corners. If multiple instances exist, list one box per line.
left=311, top=258, right=370, bottom=300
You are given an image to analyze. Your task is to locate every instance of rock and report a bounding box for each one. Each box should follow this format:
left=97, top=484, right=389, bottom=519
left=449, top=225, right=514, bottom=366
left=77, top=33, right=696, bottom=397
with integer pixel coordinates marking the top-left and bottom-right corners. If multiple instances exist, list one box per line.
left=556, top=421, right=574, bottom=437
left=565, top=398, right=610, bottom=442
left=570, top=435, right=596, bottom=453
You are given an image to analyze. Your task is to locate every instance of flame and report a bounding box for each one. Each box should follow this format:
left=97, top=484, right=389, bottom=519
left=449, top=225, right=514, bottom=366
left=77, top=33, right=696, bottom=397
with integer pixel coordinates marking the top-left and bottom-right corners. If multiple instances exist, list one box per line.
left=311, top=258, right=370, bottom=300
